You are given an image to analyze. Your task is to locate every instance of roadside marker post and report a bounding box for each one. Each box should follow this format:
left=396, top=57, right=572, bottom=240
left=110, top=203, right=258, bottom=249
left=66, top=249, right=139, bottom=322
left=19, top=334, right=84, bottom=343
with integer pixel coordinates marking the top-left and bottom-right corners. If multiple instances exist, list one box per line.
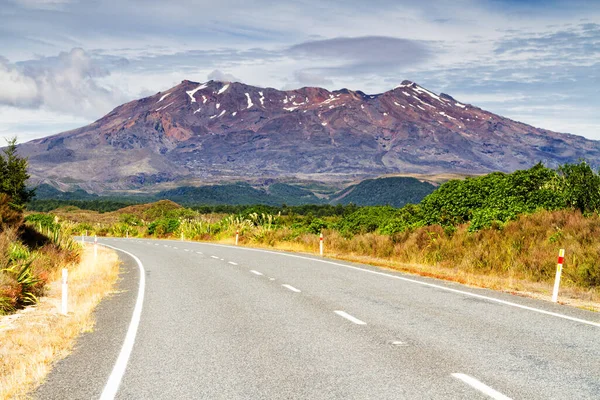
left=94, top=235, right=98, bottom=259
left=181, top=232, right=184, bottom=241
left=61, top=269, right=68, bottom=315
left=235, top=230, right=239, bottom=246
left=319, top=232, right=324, bottom=257
left=126, top=230, right=129, bottom=239
left=552, top=249, right=565, bottom=303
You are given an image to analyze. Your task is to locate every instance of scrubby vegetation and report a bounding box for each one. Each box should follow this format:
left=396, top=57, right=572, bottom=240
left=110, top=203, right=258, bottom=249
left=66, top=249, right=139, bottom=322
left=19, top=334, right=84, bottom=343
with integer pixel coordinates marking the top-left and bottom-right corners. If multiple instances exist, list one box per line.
left=27, top=177, right=437, bottom=211
left=35, top=161, right=600, bottom=301
left=0, top=139, right=80, bottom=315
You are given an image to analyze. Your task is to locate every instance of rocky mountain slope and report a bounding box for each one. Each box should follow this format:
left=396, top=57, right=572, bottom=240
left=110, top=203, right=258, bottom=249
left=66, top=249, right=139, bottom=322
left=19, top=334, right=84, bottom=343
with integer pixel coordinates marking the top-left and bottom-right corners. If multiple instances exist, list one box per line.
left=18, top=79, right=600, bottom=192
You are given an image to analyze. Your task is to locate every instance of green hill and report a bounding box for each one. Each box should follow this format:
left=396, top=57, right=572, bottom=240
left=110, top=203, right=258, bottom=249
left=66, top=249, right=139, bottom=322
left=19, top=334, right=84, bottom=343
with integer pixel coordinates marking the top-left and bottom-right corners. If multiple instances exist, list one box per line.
left=29, top=178, right=437, bottom=210
left=330, top=177, right=436, bottom=207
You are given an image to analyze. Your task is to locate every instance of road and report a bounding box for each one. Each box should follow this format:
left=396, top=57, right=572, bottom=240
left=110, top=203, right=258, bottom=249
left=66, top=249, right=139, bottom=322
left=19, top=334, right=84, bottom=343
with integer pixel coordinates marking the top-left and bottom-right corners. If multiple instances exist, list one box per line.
left=36, top=237, right=600, bottom=399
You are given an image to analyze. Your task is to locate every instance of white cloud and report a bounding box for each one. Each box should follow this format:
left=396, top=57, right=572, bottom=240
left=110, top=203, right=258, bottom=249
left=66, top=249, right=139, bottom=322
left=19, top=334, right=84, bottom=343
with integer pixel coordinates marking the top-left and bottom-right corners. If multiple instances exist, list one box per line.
left=291, top=70, right=334, bottom=87
left=207, top=69, right=241, bottom=82
left=0, top=48, right=127, bottom=118
left=0, top=58, right=39, bottom=107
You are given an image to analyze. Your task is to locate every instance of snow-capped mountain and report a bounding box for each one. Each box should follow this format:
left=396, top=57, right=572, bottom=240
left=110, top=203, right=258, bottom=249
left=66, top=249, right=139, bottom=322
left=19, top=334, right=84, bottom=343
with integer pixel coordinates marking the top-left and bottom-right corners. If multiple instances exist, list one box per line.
left=19, top=79, right=600, bottom=191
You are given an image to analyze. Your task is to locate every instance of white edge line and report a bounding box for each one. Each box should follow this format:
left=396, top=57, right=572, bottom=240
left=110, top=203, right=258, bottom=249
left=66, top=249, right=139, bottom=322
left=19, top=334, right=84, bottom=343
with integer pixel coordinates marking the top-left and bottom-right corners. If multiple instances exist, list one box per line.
left=186, top=242, right=600, bottom=328
left=104, top=239, right=600, bottom=328
left=282, top=284, right=301, bottom=293
left=452, top=373, right=513, bottom=400
left=334, top=310, right=366, bottom=325
left=98, top=244, right=146, bottom=400
left=250, top=270, right=263, bottom=276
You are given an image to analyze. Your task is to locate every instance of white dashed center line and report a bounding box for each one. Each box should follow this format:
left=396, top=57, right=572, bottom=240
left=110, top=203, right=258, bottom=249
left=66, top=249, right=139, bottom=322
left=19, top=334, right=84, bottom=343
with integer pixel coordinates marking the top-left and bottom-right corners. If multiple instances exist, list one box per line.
left=452, top=373, right=512, bottom=400
left=250, top=270, right=263, bottom=276
left=282, top=284, right=301, bottom=293
left=228, top=261, right=238, bottom=265
left=196, top=252, right=203, bottom=255
left=210, top=256, right=220, bottom=259
left=334, top=311, right=366, bottom=325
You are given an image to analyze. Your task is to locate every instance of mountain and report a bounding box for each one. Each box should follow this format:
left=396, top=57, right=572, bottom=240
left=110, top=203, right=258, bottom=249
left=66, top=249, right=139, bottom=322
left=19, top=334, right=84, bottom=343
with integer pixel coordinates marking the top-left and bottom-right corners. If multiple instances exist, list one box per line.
left=18, top=79, right=600, bottom=192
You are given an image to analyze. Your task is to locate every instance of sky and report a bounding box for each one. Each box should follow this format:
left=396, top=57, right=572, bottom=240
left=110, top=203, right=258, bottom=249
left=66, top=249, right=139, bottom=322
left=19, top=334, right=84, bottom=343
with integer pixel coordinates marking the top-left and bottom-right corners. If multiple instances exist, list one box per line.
left=0, top=0, right=599, bottom=142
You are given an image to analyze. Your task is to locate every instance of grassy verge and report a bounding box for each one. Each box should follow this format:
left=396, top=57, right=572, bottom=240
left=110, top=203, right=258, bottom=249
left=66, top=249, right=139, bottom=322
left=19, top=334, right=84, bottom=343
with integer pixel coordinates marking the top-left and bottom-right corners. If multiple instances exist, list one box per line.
left=0, top=245, right=120, bottom=399
left=38, top=201, right=600, bottom=312
left=218, top=237, right=600, bottom=312
left=206, top=211, right=600, bottom=312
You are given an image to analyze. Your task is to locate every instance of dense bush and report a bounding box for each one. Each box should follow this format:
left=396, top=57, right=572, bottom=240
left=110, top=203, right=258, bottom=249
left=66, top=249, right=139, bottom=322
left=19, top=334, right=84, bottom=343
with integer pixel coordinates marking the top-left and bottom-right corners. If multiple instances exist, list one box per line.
left=0, top=138, right=35, bottom=208
left=147, top=218, right=181, bottom=236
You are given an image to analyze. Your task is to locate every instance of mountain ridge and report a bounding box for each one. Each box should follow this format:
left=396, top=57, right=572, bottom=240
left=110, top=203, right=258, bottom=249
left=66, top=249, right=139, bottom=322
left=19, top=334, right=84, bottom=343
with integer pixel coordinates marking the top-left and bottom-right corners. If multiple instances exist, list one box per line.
left=18, top=79, right=600, bottom=192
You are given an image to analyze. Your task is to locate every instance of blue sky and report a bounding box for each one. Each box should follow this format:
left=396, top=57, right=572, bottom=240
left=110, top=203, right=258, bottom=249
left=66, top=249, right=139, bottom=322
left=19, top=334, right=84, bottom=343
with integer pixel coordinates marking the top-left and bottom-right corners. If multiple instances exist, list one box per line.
left=0, top=0, right=599, bottom=142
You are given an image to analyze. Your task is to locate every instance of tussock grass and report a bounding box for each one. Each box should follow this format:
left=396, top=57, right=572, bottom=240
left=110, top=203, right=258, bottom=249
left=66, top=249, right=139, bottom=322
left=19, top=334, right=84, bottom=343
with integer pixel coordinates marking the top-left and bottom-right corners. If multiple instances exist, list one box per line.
left=43, top=202, right=600, bottom=310
left=220, top=211, right=600, bottom=310
left=0, top=245, right=120, bottom=399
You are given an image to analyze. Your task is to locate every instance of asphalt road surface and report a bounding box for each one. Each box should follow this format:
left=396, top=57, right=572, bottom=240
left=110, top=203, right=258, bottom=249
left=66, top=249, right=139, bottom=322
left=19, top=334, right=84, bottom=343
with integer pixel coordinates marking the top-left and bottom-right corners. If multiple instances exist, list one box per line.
left=35, top=237, right=600, bottom=399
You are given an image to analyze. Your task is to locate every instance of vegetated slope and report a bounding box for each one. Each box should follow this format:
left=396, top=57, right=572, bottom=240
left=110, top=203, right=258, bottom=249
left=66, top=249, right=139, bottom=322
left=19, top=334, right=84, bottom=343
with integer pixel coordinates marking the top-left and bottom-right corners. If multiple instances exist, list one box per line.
left=267, top=183, right=323, bottom=205
left=0, top=196, right=79, bottom=314
left=18, top=79, right=600, bottom=192
left=330, top=177, right=436, bottom=207
left=155, top=183, right=324, bottom=206
left=34, top=183, right=99, bottom=200
left=29, top=177, right=436, bottom=208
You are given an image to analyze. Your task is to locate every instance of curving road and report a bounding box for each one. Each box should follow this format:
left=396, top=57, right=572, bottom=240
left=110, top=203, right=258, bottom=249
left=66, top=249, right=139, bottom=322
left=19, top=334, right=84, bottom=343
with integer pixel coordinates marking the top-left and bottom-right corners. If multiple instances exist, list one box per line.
left=35, top=237, right=600, bottom=399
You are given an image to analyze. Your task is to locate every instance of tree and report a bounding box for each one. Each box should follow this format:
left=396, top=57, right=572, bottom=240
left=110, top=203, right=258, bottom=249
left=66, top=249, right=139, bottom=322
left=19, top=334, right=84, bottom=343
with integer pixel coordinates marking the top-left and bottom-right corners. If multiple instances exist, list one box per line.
left=0, top=138, right=35, bottom=209
left=557, top=160, right=600, bottom=214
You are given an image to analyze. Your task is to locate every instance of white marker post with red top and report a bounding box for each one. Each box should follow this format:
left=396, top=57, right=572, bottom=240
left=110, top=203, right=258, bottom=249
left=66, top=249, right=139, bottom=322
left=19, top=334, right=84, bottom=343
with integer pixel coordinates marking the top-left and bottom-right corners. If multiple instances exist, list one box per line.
left=61, top=269, right=68, bottom=315
left=319, top=232, right=324, bottom=257
left=552, top=249, right=565, bottom=303
left=94, top=235, right=98, bottom=259
left=235, top=230, right=239, bottom=246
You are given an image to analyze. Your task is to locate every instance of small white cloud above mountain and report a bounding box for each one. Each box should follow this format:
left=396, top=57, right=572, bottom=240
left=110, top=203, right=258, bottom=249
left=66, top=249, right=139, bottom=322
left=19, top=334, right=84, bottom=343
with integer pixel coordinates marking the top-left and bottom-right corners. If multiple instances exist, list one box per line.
left=207, top=69, right=241, bottom=82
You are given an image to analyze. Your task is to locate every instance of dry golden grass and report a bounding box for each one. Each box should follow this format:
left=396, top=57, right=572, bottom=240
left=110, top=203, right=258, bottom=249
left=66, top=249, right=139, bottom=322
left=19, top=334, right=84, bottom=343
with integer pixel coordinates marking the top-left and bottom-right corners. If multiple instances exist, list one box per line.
left=0, top=245, right=120, bottom=399
left=216, top=214, right=600, bottom=312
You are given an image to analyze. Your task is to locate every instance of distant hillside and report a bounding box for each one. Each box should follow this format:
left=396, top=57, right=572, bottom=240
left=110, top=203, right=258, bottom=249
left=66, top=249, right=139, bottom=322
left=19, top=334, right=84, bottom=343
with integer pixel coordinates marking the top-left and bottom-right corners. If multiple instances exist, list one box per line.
left=155, top=183, right=324, bottom=206
left=34, top=183, right=99, bottom=200
left=330, top=177, right=436, bottom=207
left=30, top=177, right=436, bottom=209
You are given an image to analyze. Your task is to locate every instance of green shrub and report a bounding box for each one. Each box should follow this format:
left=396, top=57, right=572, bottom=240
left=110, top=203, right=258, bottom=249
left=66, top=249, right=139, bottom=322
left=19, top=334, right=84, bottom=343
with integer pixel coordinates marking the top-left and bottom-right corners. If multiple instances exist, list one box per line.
left=147, top=218, right=180, bottom=236
left=24, top=213, right=57, bottom=230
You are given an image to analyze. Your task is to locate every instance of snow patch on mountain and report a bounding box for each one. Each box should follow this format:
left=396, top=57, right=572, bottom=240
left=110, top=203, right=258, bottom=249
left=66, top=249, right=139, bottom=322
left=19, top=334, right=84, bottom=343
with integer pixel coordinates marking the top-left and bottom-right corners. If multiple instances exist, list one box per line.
left=157, top=92, right=171, bottom=103
left=186, top=84, right=207, bottom=103
left=217, top=84, right=230, bottom=94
